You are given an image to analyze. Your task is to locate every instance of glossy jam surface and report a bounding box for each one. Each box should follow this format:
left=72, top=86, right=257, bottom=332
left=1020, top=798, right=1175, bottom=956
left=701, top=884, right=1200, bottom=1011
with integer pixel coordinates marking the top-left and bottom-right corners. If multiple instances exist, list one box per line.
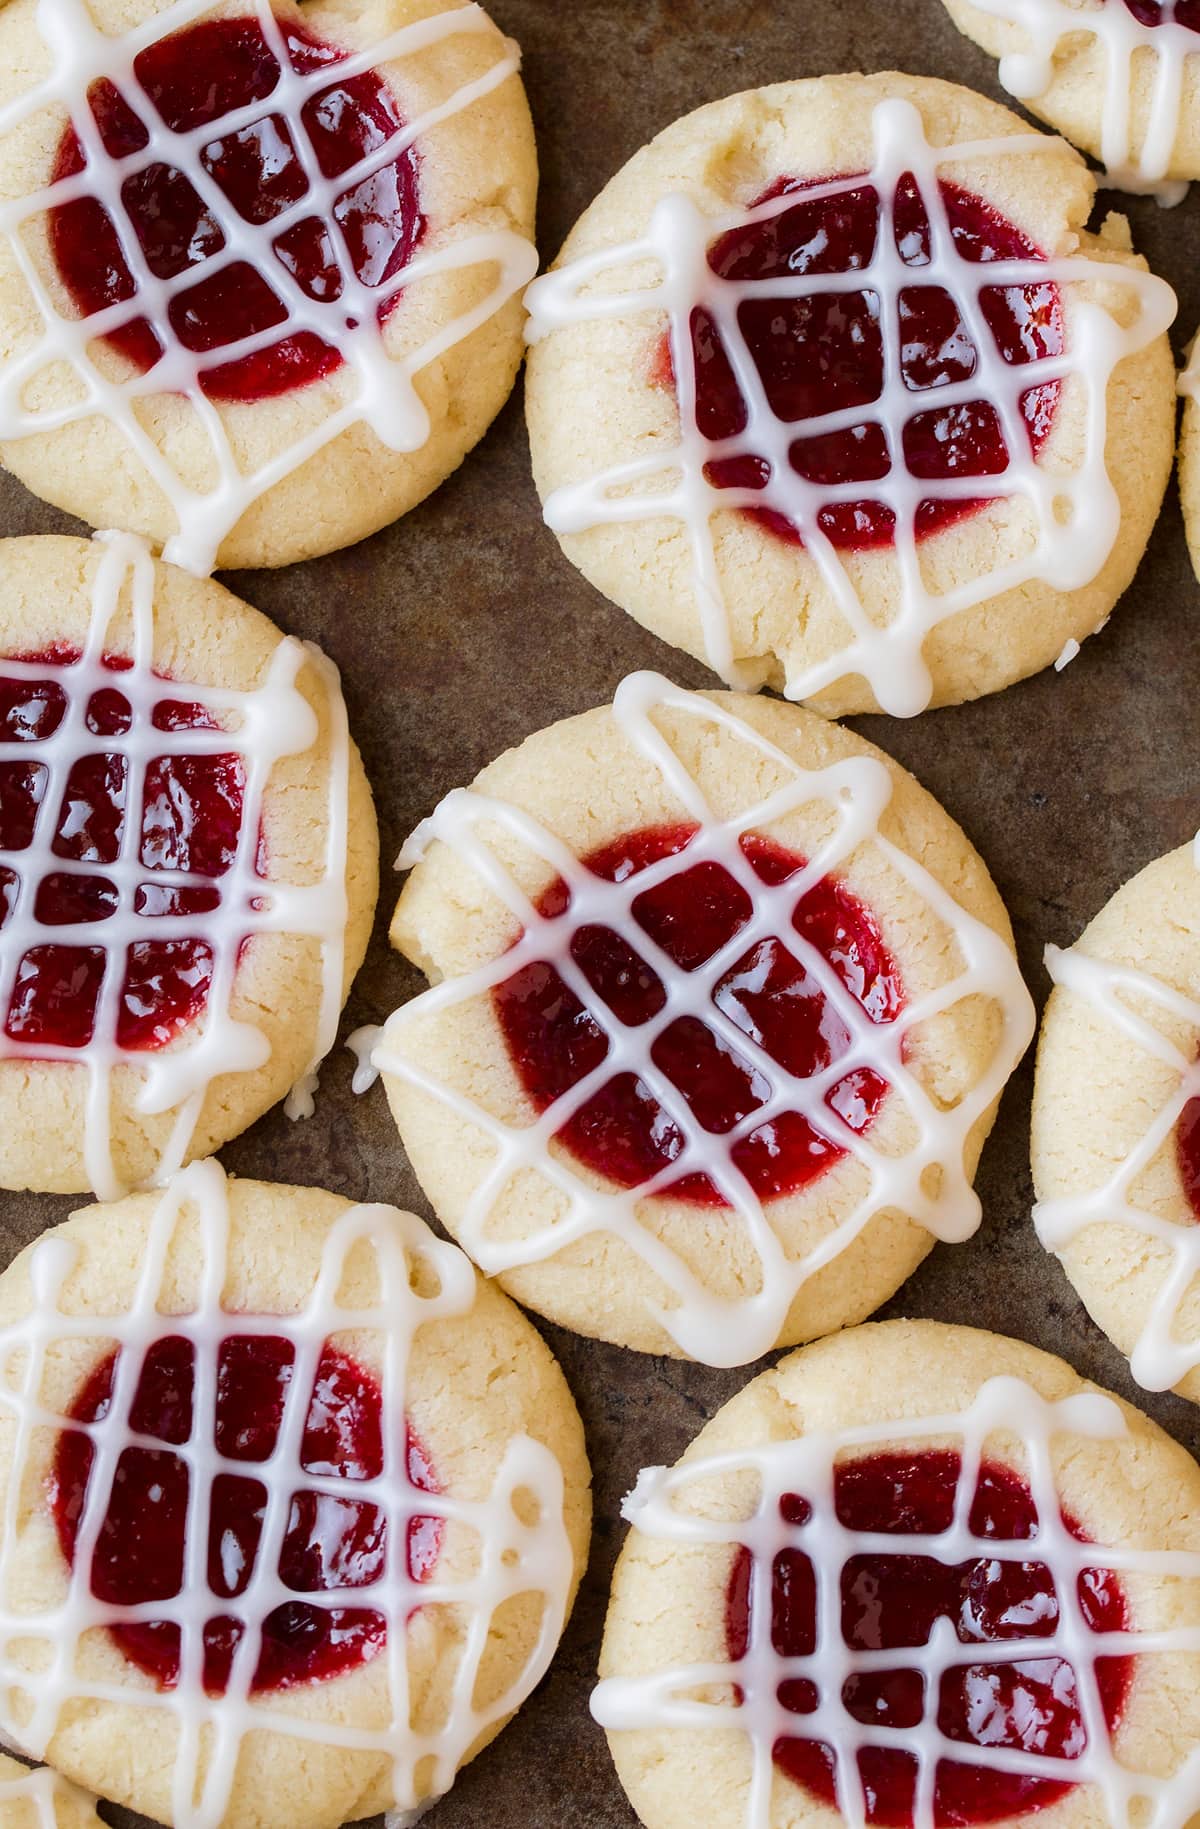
left=50, top=14, right=424, bottom=403
left=52, top=1333, right=439, bottom=1694
left=1122, top=1, right=1200, bottom=27
left=1177, top=1094, right=1200, bottom=1220
left=0, top=649, right=245, bottom=1052
left=493, top=823, right=903, bottom=1206
left=726, top=1449, right=1131, bottom=1827
left=665, top=174, right=1063, bottom=552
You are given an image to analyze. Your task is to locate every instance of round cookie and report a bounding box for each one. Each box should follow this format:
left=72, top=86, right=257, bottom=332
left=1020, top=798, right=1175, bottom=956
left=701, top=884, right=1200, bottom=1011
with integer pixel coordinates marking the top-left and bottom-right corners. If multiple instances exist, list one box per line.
left=940, top=0, right=1200, bottom=196
left=594, top=1318, right=1200, bottom=1829
left=0, top=1759, right=101, bottom=1829
left=0, top=531, right=378, bottom=1199
left=1032, top=840, right=1200, bottom=1402
left=524, top=71, right=1176, bottom=718
left=373, top=671, right=1035, bottom=1364
left=0, top=1160, right=591, bottom=1829
left=0, top=0, right=538, bottom=574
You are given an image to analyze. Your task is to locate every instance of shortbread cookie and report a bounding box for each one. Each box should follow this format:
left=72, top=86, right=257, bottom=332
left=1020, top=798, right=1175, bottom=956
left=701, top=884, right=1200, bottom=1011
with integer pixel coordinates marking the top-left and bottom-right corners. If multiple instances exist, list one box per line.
left=0, top=1161, right=590, bottom=1829
left=0, top=1759, right=100, bottom=1829
left=524, top=71, right=1175, bottom=718
left=941, top=0, right=1200, bottom=197
left=1177, top=333, right=1200, bottom=572
left=594, top=1319, right=1200, bottom=1829
left=0, top=0, right=538, bottom=573
left=1033, top=840, right=1200, bottom=1402
left=372, top=672, right=1034, bottom=1363
left=0, top=532, right=378, bottom=1198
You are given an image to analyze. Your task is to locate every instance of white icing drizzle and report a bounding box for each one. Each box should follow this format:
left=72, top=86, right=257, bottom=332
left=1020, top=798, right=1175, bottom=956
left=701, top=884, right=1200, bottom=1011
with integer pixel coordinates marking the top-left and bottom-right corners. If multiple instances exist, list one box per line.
left=0, top=1761, right=98, bottom=1827
left=525, top=96, right=1175, bottom=718
left=371, top=671, right=1035, bottom=1367
left=966, top=0, right=1196, bottom=202
left=0, top=0, right=538, bottom=577
left=383, top=1806, right=435, bottom=1829
left=1054, top=636, right=1081, bottom=668
left=347, top=1021, right=384, bottom=1095
left=1034, top=936, right=1200, bottom=1392
left=0, top=1157, right=574, bottom=1826
left=592, top=1373, right=1200, bottom=1829
left=0, top=529, right=353, bottom=1201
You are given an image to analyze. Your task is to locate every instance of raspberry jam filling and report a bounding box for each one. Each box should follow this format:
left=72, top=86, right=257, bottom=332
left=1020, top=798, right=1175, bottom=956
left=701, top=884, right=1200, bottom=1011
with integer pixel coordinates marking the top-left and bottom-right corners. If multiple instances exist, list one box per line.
left=726, top=1449, right=1131, bottom=1828
left=1123, top=1, right=1200, bottom=26
left=52, top=1333, right=439, bottom=1694
left=49, top=14, right=425, bottom=404
left=662, top=174, right=1063, bottom=552
left=1177, top=1095, right=1200, bottom=1220
left=0, top=651, right=245, bottom=1052
left=493, top=823, right=903, bottom=1206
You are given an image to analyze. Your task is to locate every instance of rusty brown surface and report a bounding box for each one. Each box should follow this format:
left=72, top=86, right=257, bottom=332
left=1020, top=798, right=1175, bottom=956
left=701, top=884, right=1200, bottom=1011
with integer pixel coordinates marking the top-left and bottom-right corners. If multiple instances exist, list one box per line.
left=1, top=1, right=1199, bottom=1824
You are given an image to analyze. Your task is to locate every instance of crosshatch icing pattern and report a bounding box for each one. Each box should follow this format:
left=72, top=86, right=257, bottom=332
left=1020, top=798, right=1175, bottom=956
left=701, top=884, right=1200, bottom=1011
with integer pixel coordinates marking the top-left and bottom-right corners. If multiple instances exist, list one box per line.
left=526, top=96, right=1176, bottom=716
left=0, top=1159, right=575, bottom=1829
left=0, top=531, right=353, bottom=1201
left=1035, top=862, right=1200, bottom=1395
left=369, top=672, right=1036, bottom=1366
left=593, top=1374, right=1200, bottom=1829
left=0, top=0, right=538, bottom=575
left=961, top=0, right=1200, bottom=200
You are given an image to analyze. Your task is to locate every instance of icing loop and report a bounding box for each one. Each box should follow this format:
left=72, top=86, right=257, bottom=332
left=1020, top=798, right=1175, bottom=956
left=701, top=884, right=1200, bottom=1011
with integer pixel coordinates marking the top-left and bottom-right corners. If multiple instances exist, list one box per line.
left=965, top=0, right=1197, bottom=201
left=525, top=97, right=1175, bottom=717
left=0, top=530, right=352, bottom=1201
left=373, top=672, right=1035, bottom=1366
left=593, top=1375, right=1200, bottom=1829
left=0, top=0, right=537, bottom=576
left=1035, top=938, right=1200, bottom=1392
left=0, top=1159, right=574, bottom=1826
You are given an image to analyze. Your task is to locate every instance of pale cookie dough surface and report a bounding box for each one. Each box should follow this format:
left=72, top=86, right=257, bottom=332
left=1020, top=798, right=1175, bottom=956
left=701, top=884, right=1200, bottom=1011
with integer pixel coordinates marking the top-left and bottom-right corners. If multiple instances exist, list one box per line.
left=0, top=1173, right=592, bottom=1829
left=0, top=1758, right=101, bottom=1829
left=0, top=534, right=379, bottom=1195
left=598, top=1318, right=1200, bottom=1829
left=524, top=70, right=1175, bottom=717
left=941, top=0, right=1200, bottom=187
left=1032, top=842, right=1200, bottom=1403
left=379, top=684, right=1031, bottom=1361
left=1177, top=339, right=1200, bottom=577
left=0, top=0, right=538, bottom=570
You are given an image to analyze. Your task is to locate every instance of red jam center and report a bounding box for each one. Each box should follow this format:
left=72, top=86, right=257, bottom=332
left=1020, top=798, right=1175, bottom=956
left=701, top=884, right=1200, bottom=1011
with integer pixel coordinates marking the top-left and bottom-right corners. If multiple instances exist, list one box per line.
left=726, top=1450, right=1131, bottom=1827
left=49, top=14, right=424, bottom=404
left=0, top=650, right=246, bottom=1053
left=52, top=1334, right=439, bottom=1694
left=663, top=174, right=1064, bottom=552
left=1122, top=1, right=1200, bottom=26
left=1176, top=1095, right=1200, bottom=1221
left=493, top=824, right=903, bottom=1207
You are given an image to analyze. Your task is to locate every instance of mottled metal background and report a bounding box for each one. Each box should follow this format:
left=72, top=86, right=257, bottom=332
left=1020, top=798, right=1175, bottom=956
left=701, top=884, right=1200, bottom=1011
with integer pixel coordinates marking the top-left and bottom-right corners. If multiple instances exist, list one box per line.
left=1, top=1, right=1198, bottom=1823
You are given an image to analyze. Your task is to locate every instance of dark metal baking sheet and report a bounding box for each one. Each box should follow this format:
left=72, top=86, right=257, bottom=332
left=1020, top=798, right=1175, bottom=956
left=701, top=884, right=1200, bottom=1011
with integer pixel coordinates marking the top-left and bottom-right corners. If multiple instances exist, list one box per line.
left=2, top=1, right=1200, bottom=1823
